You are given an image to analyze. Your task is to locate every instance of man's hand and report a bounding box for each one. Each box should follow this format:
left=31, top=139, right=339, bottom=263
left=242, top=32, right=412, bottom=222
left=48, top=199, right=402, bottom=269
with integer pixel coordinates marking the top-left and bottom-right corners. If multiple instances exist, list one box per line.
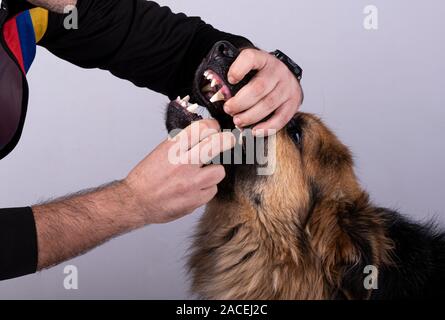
left=124, top=119, right=235, bottom=224
left=33, top=120, right=235, bottom=269
left=224, top=49, right=303, bottom=135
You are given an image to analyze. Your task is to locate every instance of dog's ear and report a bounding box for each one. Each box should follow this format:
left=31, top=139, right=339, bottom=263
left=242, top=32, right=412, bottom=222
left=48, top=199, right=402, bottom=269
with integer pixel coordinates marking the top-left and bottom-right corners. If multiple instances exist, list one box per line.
left=307, top=198, right=363, bottom=272
left=305, top=192, right=392, bottom=299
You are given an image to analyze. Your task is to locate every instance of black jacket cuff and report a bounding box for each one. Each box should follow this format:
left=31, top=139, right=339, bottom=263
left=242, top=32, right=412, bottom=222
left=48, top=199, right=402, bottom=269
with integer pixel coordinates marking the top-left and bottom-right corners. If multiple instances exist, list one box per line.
left=0, top=207, right=38, bottom=281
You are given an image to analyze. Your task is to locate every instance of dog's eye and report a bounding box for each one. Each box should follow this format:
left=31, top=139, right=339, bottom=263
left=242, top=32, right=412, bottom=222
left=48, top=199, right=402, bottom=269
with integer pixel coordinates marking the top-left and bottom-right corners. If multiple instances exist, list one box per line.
left=293, top=132, right=301, bottom=144
left=289, top=129, right=302, bottom=146
left=287, top=119, right=303, bottom=147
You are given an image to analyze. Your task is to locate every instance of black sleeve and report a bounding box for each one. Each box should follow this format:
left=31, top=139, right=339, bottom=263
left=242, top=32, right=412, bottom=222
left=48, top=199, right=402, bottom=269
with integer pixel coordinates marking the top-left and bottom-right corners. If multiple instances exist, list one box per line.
left=0, top=207, right=38, bottom=281
left=38, top=0, right=254, bottom=100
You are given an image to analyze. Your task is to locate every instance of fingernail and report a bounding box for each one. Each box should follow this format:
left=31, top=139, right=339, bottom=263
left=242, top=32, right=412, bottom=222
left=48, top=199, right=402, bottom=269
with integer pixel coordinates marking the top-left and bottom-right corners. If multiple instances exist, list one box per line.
left=224, top=105, right=231, bottom=114
left=228, top=76, right=235, bottom=84
left=234, top=117, right=242, bottom=126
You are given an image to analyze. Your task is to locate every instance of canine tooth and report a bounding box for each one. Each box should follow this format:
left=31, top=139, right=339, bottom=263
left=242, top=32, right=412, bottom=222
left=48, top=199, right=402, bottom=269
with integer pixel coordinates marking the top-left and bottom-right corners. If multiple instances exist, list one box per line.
left=183, top=95, right=190, bottom=102
left=187, top=104, right=199, bottom=113
left=211, top=79, right=218, bottom=88
left=206, top=73, right=213, bottom=80
left=202, top=84, right=213, bottom=93
left=176, top=96, right=181, bottom=102
left=204, top=71, right=210, bottom=77
left=180, top=101, right=188, bottom=108
left=210, top=89, right=225, bottom=103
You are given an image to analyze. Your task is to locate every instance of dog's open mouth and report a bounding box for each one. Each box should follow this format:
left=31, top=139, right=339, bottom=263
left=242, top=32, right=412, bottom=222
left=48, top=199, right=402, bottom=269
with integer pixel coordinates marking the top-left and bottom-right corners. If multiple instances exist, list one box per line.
left=166, top=41, right=274, bottom=171
left=171, top=66, right=234, bottom=120
left=199, top=69, right=233, bottom=105
left=166, top=41, right=256, bottom=133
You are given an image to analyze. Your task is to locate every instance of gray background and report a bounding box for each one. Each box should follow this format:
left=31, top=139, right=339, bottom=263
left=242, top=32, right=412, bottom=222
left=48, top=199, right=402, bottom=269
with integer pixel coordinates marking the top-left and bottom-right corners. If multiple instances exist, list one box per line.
left=0, top=0, right=444, bottom=299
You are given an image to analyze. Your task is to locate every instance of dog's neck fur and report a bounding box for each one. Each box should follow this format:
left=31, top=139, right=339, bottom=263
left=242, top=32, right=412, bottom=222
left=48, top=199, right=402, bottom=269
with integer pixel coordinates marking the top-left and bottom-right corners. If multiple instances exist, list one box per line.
left=189, top=131, right=393, bottom=299
left=191, top=191, right=392, bottom=299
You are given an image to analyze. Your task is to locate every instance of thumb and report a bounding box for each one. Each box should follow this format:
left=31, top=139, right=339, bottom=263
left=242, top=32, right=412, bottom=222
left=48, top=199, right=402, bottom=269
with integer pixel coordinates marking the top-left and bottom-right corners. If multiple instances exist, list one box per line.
left=228, top=49, right=267, bottom=84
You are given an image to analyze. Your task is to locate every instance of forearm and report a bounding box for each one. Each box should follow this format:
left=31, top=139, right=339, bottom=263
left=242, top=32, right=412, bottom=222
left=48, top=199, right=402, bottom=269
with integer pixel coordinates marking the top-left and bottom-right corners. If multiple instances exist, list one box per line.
left=32, top=180, right=145, bottom=270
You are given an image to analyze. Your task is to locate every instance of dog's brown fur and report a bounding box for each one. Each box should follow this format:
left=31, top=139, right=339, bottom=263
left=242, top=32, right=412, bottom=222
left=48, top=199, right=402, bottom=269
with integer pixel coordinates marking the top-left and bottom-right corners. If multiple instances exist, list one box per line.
left=188, top=113, right=394, bottom=300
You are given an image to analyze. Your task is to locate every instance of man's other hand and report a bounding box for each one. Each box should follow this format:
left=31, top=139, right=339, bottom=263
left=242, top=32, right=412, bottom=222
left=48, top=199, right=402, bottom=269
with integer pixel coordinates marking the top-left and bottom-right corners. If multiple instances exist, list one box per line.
left=224, top=49, right=303, bottom=136
left=124, top=119, right=236, bottom=224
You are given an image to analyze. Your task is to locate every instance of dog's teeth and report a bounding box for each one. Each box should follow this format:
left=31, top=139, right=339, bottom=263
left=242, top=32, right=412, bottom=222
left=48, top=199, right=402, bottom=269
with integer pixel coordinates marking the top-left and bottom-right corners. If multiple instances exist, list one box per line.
left=210, top=89, right=225, bottom=103
left=176, top=96, right=181, bottom=102
left=183, top=95, right=190, bottom=103
left=187, top=103, right=199, bottom=113
left=207, top=73, right=213, bottom=80
left=202, top=84, right=213, bottom=93
left=211, top=79, right=218, bottom=88
left=204, top=71, right=210, bottom=77
left=180, top=101, right=188, bottom=108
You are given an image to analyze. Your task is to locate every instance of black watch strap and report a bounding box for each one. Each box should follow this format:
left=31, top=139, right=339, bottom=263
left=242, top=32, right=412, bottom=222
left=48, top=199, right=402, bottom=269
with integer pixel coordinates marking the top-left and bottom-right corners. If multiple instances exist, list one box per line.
left=271, top=50, right=303, bottom=81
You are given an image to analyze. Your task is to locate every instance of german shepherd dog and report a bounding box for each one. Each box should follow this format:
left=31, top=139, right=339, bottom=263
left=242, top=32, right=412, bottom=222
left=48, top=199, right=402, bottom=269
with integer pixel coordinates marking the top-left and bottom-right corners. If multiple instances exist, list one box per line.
left=165, top=41, right=445, bottom=299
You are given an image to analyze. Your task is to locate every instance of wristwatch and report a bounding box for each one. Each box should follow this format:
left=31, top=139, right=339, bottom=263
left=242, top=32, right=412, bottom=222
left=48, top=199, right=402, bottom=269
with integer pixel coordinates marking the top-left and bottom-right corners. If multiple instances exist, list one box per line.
left=271, top=50, right=303, bottom=81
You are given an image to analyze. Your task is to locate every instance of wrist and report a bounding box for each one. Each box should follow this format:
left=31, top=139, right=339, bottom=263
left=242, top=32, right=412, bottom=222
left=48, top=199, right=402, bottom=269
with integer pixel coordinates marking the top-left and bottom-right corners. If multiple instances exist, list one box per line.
left=111, top=179, right=151, bottom=228
left=120, top=177, right=160, bottom=226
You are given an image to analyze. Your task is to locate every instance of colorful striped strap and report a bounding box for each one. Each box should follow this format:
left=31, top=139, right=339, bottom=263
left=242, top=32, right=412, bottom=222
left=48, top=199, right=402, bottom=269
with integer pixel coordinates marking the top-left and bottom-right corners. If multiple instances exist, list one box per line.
left=2, top=7, right=48, bottom=74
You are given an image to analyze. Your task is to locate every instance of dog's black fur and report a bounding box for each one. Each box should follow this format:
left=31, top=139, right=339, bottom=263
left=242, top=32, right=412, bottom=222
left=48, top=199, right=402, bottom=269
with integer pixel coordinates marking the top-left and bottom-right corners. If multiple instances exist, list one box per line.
left=372, top=211, right=445, bottom=299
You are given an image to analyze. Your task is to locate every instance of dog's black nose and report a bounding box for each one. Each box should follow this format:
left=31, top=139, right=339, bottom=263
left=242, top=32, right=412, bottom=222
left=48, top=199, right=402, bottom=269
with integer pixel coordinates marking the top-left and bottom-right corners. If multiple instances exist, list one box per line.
left=217, top=42, right=236, bottom=59
left=210, top=41, right=239, bottom=62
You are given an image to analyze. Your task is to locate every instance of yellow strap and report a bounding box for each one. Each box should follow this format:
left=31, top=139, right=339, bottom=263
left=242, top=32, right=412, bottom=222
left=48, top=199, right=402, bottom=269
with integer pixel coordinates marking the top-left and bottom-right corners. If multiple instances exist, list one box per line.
left=29, top=7, right=48, bottom=43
